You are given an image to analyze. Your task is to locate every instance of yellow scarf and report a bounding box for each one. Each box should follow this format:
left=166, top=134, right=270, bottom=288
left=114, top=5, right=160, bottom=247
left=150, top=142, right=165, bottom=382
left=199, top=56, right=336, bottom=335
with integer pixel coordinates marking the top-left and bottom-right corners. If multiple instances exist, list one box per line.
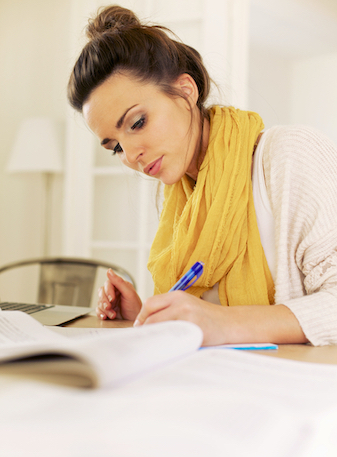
left=148, top=106, right=274, bottom=306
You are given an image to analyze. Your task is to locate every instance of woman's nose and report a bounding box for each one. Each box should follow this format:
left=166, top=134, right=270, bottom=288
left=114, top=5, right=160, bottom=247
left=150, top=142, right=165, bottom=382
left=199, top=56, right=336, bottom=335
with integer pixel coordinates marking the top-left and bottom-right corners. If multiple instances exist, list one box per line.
left=122, top=142, right=144, bottom=165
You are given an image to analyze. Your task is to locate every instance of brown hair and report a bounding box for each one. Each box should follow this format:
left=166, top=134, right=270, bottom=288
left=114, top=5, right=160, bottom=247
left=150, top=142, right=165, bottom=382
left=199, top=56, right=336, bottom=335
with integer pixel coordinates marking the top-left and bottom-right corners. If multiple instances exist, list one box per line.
left=67, top=5, right=211, bottom=119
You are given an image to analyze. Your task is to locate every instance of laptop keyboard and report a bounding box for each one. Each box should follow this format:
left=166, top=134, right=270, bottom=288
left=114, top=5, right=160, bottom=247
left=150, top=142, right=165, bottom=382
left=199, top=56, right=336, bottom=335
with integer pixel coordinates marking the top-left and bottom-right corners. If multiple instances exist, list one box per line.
left=0, top=302, right=54, bottom=315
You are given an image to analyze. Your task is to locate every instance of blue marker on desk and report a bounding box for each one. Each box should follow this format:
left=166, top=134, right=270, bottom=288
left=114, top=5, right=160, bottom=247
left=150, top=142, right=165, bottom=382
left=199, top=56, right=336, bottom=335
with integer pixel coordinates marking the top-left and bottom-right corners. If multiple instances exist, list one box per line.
left=169, top=262, right=204, bottom=292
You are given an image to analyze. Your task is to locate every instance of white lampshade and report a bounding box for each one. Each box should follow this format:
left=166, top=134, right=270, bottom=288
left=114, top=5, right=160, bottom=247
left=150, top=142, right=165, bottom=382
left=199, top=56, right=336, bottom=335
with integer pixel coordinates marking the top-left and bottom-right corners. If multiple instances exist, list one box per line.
left=7, top=117, right=62, bottom=173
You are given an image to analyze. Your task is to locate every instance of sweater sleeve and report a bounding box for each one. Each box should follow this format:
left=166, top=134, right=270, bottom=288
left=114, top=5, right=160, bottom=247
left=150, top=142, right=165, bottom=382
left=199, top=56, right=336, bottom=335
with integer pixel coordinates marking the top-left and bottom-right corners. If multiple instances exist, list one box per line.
left=263, top=125, right=337, bottom=346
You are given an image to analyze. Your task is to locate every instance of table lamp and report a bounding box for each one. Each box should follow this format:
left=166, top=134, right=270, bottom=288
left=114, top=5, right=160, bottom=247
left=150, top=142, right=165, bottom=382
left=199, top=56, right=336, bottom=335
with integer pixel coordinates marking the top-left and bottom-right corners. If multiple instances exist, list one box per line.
left=7, top=117, right=63, bottom=255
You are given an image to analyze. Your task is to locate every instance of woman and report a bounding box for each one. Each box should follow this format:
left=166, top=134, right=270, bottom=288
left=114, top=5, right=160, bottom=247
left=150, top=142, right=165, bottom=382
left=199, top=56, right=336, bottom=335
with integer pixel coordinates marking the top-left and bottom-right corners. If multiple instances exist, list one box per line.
left=68, top=5, right=337, bottom=346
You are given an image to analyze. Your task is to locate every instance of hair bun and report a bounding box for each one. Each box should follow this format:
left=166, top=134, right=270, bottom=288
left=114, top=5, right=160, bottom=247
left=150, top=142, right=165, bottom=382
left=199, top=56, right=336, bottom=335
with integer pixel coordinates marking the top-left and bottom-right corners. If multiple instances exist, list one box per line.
left=86, top=5, right=140, bottom=40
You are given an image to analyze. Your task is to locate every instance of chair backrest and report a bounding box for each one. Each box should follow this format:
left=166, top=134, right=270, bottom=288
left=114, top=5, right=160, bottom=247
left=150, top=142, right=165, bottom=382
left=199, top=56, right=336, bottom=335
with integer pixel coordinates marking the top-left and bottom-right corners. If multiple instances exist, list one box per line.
left=0, top=257, right=136, bottom=307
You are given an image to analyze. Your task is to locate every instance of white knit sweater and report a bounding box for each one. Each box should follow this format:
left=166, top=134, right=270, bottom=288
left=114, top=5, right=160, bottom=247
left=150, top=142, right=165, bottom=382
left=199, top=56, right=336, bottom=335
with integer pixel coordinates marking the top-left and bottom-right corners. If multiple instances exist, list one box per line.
left=262, top=125, right=337, bottom=346
left=202, top=124, right=337, bottom=345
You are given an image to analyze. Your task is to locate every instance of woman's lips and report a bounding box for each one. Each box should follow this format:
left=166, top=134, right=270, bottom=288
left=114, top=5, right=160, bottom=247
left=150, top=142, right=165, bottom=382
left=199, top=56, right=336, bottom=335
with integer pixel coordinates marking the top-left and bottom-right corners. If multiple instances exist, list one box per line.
left=144, top=156, right=163, bottom=176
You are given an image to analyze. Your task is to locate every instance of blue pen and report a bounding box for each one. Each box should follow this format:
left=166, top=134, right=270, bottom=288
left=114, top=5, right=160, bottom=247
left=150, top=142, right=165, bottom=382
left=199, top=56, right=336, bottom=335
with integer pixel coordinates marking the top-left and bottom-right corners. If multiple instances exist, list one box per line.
left=169, top=262, right=204, bottom=292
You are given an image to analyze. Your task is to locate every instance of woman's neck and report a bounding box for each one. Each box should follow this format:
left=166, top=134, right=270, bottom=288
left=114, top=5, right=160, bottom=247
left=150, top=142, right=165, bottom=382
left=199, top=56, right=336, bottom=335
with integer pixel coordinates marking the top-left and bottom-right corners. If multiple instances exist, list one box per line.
left=186, top=116, right=210, bottom=183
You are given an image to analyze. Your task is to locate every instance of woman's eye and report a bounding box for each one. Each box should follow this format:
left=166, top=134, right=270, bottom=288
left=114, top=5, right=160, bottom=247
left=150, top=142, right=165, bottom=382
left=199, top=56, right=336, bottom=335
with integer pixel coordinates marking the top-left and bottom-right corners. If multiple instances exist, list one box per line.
left=112, top=143, right=123, bottom=156
left=131, top=116, right=145, bottom=130
left=110, top=115, right=145, bottom=155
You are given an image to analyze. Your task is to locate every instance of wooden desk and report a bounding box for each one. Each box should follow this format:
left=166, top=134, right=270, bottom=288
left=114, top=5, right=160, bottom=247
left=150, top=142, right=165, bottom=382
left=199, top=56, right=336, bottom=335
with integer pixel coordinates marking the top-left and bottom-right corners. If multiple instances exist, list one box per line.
left=65, top=312, right=337, bottom=365
left=251, top=343, right=337, bottom=365
left=65, top=313, right=133, bottom=329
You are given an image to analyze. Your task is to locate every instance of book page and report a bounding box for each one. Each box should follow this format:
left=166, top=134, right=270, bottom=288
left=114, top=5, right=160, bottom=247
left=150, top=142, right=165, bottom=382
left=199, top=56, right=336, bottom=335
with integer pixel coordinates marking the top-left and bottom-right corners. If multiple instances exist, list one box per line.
left=100, top=348, right=337, bottom=456
left=125, top=347, right=337, bottom=415
left=0, top=311, right=203, bottom=388
left=0, top=311, right=66, bottom=346
left=1, top=348, right=337, bottom=457
left=73, top=320, right=203, bottom=387
left=49, top=326, right=118, bottom=339
left=1, top=319, right=337, bottom=455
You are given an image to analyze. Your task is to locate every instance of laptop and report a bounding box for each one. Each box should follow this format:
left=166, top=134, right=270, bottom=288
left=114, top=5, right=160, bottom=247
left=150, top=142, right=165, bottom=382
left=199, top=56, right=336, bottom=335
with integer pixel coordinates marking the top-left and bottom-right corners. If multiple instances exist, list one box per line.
left=0, top=302, right=92, bottom=326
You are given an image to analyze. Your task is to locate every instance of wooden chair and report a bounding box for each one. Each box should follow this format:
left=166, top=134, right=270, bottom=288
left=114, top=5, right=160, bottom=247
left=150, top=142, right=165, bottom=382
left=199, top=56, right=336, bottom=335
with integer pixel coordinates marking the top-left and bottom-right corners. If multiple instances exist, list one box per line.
left=0, top=257, right=136, bottom=307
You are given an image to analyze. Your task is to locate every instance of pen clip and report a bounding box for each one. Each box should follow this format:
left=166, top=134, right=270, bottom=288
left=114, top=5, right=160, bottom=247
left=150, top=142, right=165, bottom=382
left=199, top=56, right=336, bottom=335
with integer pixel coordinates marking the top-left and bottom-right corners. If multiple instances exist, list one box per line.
left=169, top=262, right=204, bottom=292
left=180, top=265, right=204, bottom=291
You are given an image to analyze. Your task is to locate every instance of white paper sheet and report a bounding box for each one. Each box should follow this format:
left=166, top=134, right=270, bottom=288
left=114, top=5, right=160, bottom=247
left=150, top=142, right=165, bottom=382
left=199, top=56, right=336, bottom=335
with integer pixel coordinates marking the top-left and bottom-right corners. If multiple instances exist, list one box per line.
left=1, top=347, right=337, bottom=456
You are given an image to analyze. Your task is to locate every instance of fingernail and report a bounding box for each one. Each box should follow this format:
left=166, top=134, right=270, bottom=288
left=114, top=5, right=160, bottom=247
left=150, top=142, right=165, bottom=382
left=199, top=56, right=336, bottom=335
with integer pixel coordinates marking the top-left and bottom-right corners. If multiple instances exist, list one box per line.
left=103, top=303, right=109, bottom=310
left=133, top=319, right=140, bottom=327
left=108, top=310, right=115, bottom=319
left=100, top=313, right=105, bottom=320
left=108, top=295, right=113, bottom=302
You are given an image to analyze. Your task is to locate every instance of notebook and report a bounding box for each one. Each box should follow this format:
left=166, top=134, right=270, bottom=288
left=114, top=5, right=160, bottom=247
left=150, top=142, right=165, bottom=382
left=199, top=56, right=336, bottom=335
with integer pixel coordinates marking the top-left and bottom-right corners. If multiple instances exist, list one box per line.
left=0, top=302, right=92, bottom=326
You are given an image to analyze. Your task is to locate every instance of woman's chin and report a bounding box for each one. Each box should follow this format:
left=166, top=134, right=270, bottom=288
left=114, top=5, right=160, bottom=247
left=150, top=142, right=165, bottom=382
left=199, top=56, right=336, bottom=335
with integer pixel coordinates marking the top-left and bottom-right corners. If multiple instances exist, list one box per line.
left=159, top=171, right=186, bottom=186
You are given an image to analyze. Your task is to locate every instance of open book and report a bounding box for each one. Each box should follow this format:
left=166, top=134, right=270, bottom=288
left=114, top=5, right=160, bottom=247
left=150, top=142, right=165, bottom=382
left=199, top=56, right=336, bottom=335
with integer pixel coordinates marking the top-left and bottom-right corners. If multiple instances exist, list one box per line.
left=0, top=311, right=203, bottom=388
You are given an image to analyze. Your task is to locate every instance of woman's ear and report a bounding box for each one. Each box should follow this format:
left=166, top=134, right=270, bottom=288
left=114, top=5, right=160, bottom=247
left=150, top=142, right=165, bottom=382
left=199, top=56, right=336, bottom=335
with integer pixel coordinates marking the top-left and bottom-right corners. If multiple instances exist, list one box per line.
left=174, top=73, right=199, bottom=108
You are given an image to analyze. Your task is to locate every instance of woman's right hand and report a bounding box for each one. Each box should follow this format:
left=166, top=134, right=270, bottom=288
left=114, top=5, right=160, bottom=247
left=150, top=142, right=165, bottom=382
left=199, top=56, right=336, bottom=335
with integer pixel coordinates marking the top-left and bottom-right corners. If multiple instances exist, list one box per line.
left=96, top=269, right=142, bottom=321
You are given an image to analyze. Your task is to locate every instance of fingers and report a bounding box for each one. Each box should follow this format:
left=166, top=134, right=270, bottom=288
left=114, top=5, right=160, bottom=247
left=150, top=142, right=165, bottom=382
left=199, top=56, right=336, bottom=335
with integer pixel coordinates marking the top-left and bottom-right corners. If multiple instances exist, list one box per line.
left=133, top=291, right=205, bottom=327
left=134, top=292, right=180, bottom=327
left=96, top=269, right=137, bottom=321
left=106, top=269, right=136, bottom=299
left=96, top=270, right=119, bottom=320
left=96, top=286, right=116, bottom=320
left=139, top=304, right=178, bottom=325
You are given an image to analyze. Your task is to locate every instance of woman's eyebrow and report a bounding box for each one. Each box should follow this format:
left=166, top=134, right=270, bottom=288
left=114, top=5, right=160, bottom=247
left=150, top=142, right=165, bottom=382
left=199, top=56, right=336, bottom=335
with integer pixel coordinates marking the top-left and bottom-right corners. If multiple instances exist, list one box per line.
left=100, top=104, right=138, bottom=146
left=116, top=104, right=138, bottom=128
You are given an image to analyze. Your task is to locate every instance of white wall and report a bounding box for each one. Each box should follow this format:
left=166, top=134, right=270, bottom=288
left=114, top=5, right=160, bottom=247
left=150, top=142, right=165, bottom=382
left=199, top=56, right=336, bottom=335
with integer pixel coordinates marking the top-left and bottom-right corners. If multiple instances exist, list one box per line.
left=0, top=0, right=71, bottom=260
left=248, top=1, right=337, bottom=145
left=0, top=0, right=71, bottom=299
left=248, top=47, right=337, bottom=146
left=248, top=45, right=293, bottom=128
left=291, top=53, right=337, bottom=145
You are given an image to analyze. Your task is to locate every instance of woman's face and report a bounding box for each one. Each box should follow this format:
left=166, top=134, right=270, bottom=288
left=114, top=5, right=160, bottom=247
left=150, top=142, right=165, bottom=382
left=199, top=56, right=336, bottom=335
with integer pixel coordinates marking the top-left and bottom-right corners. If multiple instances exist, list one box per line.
left=83, top=72, right=202, bottom=185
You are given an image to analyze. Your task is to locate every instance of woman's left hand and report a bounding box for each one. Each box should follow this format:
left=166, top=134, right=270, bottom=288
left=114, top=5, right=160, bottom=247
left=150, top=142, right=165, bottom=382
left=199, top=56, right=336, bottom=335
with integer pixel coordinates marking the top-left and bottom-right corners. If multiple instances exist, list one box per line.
left=133, top=291, right=228, bottom=346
